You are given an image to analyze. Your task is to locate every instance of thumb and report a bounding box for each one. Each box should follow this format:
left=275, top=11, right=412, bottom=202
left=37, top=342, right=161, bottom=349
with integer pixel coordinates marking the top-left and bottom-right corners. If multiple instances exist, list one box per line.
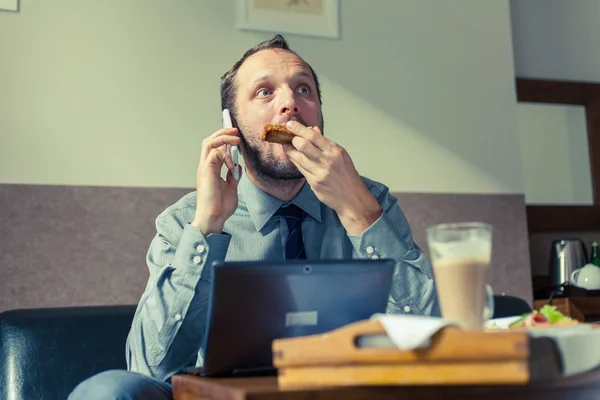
left=226, top=165, right=242, bottom=188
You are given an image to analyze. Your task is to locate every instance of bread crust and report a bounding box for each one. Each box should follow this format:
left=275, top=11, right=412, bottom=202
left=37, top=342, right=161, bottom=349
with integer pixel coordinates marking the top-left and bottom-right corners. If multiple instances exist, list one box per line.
left=261, top=124, right=296, bottom=144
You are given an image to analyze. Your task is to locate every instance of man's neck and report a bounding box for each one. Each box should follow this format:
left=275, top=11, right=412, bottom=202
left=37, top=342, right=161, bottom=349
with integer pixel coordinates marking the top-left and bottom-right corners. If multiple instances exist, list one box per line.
left=245, top=168, right=306, bottom=202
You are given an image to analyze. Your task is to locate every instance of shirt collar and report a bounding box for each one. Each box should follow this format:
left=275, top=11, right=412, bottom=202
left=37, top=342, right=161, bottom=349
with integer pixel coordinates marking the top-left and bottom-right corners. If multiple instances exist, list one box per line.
left=239, top=169, right=322, bottom=232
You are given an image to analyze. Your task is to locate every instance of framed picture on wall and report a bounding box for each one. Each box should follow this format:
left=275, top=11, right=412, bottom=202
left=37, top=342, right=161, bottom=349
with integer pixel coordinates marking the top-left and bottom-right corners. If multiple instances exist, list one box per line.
left=0, top=0, right=18, bottom=12
left=236, top=0, right=339, bottom=39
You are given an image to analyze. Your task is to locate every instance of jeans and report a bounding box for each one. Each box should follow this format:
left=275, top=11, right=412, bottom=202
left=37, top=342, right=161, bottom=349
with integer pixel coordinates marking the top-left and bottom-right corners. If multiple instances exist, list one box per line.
left=69, top=370, right=172, bottom=400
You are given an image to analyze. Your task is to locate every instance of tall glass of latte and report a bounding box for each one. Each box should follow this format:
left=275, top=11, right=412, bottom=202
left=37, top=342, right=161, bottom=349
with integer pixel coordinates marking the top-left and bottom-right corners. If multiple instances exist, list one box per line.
left=426, top=222, right=494, bottom=330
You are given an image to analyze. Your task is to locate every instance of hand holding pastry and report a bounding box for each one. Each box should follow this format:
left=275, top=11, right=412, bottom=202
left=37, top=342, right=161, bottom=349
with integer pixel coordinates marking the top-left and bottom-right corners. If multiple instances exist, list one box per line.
left=280, top=121, right=382, bottom=235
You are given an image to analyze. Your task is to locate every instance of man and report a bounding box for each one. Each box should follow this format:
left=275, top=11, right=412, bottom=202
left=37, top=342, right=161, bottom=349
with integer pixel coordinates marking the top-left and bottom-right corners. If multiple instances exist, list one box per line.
left=69, top=34, right=439, bottom=400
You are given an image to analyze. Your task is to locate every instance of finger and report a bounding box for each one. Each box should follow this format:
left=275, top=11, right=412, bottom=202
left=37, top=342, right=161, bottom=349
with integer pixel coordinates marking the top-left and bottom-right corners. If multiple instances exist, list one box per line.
left=204, top=148, right=235, bottom=172
left=200, top=127, right=238, bottom=160
left=201, top=135, right=240, bottom=163
left=286, top=121, right=329, bottom=151
left=207, top=127, right=238, bottom=140
left=226, top=165, right=242, bottom=188
left=204, top=135, right=240, bottom=152
left=284, top=145, right=319, bottom=175
left=287, top=151, right=316, bottom=180
left=290, top=135, right=322, bottom=162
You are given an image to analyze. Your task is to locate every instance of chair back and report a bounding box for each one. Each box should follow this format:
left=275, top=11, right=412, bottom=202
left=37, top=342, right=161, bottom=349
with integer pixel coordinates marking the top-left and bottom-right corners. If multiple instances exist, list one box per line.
left=492, top=295, right=532, bottom=319
left=0, top=305, right=136, bottom=400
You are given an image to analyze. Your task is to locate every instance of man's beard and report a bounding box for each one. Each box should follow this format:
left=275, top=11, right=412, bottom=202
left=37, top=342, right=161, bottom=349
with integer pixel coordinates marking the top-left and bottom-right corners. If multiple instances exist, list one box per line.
left=239, top=132, right=303, bottom=181
left=237, top=117, right=322, bottom=183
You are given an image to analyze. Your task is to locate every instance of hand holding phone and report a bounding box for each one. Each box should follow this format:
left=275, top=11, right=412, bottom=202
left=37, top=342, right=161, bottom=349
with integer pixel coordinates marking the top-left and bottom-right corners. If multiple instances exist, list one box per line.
left=190, top=110, right=240, bottom=235
left=222, top=109, right=240, bottom=181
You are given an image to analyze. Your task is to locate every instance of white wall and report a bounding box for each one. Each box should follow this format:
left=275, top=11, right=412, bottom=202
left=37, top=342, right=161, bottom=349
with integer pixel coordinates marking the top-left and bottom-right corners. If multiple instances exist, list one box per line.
left=0, top=0, right=523, bottom=194
left=510, top=0, right=600, bottom=81
left=517, top=103, right=593, bottom=205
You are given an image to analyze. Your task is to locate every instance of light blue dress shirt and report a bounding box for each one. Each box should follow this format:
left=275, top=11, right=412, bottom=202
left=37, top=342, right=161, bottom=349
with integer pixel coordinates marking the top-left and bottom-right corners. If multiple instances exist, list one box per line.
left=126, top=171, right=440, bottom=381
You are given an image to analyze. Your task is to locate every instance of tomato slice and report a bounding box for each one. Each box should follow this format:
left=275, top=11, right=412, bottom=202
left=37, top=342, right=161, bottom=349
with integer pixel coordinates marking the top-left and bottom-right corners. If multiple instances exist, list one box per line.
left=533, top=312, right=549, bottom=323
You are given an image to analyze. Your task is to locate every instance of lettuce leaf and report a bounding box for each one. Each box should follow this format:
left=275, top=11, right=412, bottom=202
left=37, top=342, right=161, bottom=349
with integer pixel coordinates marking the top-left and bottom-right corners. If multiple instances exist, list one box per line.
left=538, top=305, right=571, bottom=323
left=506, top=305, right=570, bottom=328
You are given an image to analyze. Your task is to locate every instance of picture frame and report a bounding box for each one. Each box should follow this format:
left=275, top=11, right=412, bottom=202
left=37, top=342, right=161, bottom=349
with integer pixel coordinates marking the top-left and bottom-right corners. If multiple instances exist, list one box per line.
left=236, top=0, right=339, bottom=39
left=0, top=0, right=18, bottom=12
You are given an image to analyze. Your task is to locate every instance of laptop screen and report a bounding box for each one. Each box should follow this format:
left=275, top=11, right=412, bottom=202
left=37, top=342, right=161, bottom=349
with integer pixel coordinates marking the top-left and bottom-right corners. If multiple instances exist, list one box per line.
left=199, top=258, right=395, bottom=376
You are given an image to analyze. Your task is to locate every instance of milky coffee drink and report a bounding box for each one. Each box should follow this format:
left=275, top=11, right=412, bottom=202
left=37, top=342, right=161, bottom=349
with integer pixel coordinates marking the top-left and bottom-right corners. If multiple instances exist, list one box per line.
left=432, top=257, right=490, bottom=330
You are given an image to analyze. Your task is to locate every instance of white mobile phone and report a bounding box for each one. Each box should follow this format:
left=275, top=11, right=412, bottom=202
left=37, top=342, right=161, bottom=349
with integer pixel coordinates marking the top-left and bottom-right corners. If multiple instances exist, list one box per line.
left=222, top=109, right=239, bottom=181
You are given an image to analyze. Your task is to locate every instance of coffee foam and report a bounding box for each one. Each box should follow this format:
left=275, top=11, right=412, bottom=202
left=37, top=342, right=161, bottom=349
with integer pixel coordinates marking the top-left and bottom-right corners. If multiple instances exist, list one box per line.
left=429, top=241, right=491, bottom=264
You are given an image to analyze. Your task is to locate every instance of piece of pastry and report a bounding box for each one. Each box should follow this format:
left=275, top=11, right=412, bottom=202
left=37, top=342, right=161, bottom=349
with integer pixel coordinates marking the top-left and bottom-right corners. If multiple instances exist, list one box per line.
left=261, top=124, right=296, bottom=144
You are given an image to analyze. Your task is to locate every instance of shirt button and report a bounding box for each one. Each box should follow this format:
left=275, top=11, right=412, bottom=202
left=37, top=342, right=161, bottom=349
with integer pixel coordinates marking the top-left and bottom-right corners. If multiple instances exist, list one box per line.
left=193, top=255, right=202, bottom=265
left=366, top=246, right=375, bottom=254
left=404, top=305, right=411, bottom=313
left=196, top=244, right=206, bottom=254
left=174, top=313, right=182, bottom=321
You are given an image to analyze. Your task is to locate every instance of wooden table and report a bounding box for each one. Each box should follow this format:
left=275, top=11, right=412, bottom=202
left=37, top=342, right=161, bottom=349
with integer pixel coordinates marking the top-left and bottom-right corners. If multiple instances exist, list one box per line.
left=172, top=368, right=600, bottom=400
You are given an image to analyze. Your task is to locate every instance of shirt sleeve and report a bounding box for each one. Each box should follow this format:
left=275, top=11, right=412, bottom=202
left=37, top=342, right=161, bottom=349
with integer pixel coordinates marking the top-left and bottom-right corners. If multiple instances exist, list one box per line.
left=126, top=211, right=231, bottom=381
left=347, top=180, right=441, bottom=317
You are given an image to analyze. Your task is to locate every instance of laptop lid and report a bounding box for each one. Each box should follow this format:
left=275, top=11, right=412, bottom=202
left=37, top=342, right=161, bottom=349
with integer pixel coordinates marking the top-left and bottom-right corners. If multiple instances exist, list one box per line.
left=199, top=258, right=395, bottom=376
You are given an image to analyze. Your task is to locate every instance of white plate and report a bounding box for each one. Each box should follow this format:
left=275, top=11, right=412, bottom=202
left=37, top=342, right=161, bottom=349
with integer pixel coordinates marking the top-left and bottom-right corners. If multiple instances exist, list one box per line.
left=484, top=316, right=522, bottom=329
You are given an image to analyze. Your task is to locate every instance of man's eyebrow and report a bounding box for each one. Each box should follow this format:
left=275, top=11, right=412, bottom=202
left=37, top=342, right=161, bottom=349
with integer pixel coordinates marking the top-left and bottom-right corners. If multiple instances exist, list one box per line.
left=250, top=75, right=269, bottom=88
left=294, top=70, right=312, bottom=80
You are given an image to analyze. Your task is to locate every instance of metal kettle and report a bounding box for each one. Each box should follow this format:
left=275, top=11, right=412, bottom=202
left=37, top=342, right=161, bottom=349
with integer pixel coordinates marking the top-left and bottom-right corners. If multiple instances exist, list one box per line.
left=548, top=239, right=588, bottom=288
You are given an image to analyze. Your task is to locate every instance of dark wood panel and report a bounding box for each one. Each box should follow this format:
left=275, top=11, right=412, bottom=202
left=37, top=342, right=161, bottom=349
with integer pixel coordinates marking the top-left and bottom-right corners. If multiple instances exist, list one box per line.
left=516, top=78, right=600, bottom=105
left=526, top=206, right=600, bottom=232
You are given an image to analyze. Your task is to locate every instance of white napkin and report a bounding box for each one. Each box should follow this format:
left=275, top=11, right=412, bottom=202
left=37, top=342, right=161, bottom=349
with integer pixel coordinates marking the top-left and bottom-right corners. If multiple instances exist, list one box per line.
left=370, top=313, right=455, bottom=350
left=525, top=325, right=600, bottom=377
left=485, top=316, right=600, bottom=376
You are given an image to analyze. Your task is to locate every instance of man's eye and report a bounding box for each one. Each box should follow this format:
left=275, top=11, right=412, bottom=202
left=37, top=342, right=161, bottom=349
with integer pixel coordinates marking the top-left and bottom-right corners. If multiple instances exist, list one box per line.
left=257, top=89, right=272, bottom=97
left=298, top=86, right=310, bottom=94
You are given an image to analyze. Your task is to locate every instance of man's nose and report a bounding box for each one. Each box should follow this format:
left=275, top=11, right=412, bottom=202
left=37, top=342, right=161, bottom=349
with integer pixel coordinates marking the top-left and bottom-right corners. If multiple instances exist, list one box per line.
left=279, top=89, right=299, bottom=116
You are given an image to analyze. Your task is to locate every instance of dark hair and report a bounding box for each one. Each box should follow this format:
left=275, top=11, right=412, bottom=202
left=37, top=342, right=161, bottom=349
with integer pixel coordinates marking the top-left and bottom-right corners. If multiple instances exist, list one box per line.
left=220, top=34, right=322, bottom=117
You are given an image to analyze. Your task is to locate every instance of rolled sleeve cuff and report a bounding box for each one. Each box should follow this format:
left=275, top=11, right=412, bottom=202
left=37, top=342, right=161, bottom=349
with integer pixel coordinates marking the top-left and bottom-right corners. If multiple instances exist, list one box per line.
left=174, top=224, right=231, bottom=274
left=347, top=212, right=410, bottom=261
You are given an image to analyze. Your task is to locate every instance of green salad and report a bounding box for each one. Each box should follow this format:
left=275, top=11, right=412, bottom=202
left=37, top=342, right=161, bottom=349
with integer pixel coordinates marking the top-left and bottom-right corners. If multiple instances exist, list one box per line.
left=508, top=305, right=573, bottom=328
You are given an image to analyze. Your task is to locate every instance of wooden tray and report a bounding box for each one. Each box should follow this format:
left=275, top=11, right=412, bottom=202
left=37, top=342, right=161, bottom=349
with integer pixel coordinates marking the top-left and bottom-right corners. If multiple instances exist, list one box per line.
left=272, top=319, right=581, bottom=389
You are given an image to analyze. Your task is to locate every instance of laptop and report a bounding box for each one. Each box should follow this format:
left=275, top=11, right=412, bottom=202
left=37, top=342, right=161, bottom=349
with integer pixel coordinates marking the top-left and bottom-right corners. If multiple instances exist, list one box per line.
left=185, top=258, right=395, bottom=377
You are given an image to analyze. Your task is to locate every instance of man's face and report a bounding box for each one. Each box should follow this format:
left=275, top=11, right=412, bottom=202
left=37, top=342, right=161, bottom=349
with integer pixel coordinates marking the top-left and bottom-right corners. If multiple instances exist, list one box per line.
left=234, top=49, right=323, bottom=181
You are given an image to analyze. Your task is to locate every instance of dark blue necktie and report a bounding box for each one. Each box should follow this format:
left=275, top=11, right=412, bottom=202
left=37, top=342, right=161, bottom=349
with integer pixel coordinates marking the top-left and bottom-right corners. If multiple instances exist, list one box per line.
left=276, top=204, right=306, bottom=260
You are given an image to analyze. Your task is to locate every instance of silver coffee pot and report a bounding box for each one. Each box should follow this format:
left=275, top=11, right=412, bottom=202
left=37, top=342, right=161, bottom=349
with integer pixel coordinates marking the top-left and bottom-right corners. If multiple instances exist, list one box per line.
left=548, top=239, right=588, bottom=288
